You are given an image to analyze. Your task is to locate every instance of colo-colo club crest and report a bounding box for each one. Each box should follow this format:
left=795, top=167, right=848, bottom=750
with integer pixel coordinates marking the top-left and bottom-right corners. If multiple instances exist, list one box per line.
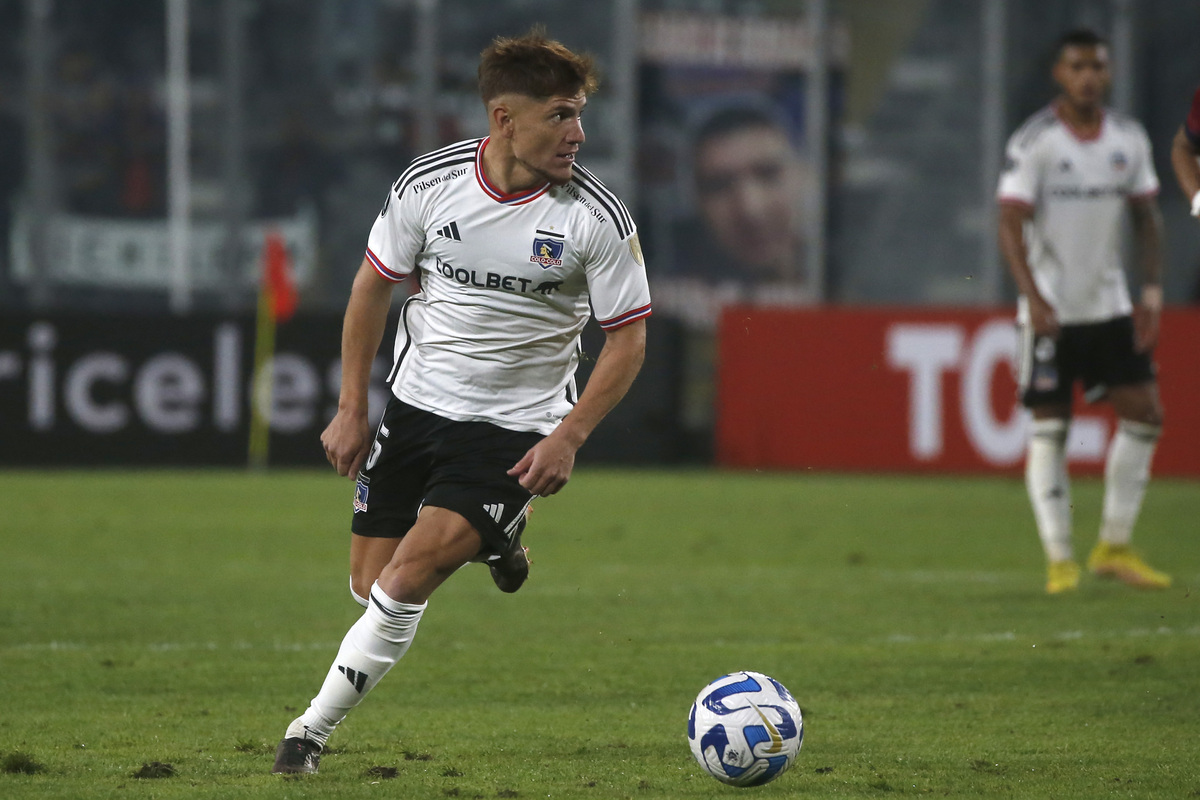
left=530, top=229, right=565, bottom=268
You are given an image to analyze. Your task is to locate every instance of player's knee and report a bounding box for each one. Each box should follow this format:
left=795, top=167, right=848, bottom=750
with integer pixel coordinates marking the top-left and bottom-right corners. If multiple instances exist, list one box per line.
left=1140, top=405, right=1164, bottom=428
left=1029, top=417, right=1069, bottom=446
left=1118, top=417, right=1162, bottom=441
left=1120, top=401, right=1163, bottom=428
left=349, top=575, right=370, bottom=608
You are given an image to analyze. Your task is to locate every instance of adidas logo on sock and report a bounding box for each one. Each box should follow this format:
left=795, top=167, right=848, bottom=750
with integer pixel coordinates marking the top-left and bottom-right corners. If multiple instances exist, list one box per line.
left=338, top=665, right=369, bottom=693
left=436, top=221, right=461, bottom=241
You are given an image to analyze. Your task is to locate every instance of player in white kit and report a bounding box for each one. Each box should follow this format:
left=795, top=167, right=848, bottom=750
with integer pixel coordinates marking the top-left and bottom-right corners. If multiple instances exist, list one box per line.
left=998, top=29, right=1169, bottom=595
left=273, top=30, right=651, bottom=773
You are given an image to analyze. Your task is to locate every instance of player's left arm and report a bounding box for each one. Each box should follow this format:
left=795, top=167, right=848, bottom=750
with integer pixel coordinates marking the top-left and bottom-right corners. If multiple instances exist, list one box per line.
left=1170, top=125, right=1200, bottom=219
left=1128, top=194, right=1164, bottom=352
left=508, top=319, right=646, bottom=497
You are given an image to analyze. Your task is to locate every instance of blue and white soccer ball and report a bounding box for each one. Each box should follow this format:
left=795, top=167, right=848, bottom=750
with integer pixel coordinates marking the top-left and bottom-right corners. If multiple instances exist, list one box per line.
left=687, top=671, right=804, bottom=787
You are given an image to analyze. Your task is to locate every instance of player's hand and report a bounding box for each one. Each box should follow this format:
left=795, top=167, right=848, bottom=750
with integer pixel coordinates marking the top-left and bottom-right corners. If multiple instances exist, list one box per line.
left=1028, top=295, right=1060, bottom=339
left=508, top=431, right=578, bottom=497
left=320, top=409, right=371, bottom=478
left=1133, top=285, right=1162, bottom=353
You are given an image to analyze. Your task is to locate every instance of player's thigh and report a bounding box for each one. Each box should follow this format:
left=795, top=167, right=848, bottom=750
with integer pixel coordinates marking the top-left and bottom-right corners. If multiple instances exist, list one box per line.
left=1082, top=317, right=1159, bottom=421
left=377, top=506, right=482, bottom=604
left=1029, top=402, right=1072, bottom=421
left=1107, top=381, right=1163, bottom=426
left=425, top=420, right=541, bottom=558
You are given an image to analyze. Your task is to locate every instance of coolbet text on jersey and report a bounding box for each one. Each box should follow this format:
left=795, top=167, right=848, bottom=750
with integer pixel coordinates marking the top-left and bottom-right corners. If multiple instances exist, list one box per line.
left=365, top=137, right=652, bottom=436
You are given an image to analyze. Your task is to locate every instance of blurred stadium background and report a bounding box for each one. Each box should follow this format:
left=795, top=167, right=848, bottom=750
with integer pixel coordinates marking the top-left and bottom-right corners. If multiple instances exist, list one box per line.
left=1, top=0, right=1198, bottom=472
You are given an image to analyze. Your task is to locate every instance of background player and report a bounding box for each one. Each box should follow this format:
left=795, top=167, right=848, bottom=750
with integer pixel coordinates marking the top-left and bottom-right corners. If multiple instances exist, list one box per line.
left=272, top=29, right=651, bottom=773
left=1170, top=85, right=1200, bottom=223
left=997, top=29, right=1169, bottom=594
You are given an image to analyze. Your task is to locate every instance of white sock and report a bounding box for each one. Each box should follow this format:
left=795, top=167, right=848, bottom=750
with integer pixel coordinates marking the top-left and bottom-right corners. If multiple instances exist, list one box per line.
left=349, top=576, right=369, bottom=609
left=285, top=582, right=426, bottom=748
left=1026, top=418, right=1073, bottom=562
left=1099, top=420, right=1161, bottom=546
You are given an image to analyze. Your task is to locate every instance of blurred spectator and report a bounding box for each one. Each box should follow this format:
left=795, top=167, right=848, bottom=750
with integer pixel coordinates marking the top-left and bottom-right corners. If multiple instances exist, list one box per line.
left=116, top=86, right=165, bottom=217
left=56, top=50, right=122, bottom=215
left=256, top=111, right=338, bottom=219
left=0, top=83, right=25, bottom=275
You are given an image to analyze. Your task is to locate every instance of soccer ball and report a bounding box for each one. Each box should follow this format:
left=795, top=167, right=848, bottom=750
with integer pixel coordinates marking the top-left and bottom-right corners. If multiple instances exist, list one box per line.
left=687, top=671, right=803, bottom=787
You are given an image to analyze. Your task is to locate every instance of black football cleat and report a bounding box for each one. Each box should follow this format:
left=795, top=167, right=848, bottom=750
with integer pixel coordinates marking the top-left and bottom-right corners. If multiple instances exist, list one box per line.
left=488, top=510, right=530, bottom=593
left=272, top=737, right=321, bottom=774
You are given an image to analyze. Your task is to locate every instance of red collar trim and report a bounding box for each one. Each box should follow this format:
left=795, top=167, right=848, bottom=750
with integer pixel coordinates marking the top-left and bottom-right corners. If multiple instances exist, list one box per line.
left=475, top=137, right=551, bottom=205
left=1053, top=101, right=1105, bottom=142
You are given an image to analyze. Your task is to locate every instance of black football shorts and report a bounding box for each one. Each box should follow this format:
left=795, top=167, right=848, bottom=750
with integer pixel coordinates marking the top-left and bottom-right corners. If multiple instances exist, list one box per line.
left=1017, top=315, right=1156, bottom=408
left=350, top=398, right=541, bottom=556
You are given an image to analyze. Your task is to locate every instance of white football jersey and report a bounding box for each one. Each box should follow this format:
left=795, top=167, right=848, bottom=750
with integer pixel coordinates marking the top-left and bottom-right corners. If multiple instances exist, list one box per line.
left=997, top=105, right=1159, bottom=324
left=365, top=137, right=652, bottom=435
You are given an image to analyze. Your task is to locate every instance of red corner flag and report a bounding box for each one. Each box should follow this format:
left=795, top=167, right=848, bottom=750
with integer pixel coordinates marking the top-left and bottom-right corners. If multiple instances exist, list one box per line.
left=262, top=231, right=298, bottom=322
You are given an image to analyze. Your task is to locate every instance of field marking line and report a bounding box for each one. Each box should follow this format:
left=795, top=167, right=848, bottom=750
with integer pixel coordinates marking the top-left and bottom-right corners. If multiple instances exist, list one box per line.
left=2, top=640, right=341, bottom=653
left=882, top=625, right=1200, bottom=646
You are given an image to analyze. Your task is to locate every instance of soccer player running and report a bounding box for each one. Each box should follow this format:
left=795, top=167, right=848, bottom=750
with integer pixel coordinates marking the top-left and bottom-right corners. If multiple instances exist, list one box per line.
left=997, top=29, right=1170, bottom=595
left=272, top=30, right=651, bottom=773
left=1170, top=86, right=1200, bottom=224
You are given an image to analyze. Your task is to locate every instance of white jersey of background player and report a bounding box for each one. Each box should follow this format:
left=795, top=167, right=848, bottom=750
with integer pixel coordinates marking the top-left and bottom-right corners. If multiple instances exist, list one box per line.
left=997, top=29, right=1169, bottom=595
left=367, top=136, right=650, bottom=435
left=999, top=103, right=1158, bottom=325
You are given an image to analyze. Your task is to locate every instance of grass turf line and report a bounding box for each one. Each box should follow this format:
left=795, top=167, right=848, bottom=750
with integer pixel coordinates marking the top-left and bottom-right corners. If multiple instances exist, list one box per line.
left=0, top=469, right=1197, bottom=799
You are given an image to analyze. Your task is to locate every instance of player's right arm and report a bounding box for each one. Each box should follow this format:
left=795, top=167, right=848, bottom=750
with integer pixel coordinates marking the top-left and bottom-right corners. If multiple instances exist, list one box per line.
left=321, top=258, right=396, bottom=478
left=998, top=201, right=1057, bottom=338
left=997, top=121, right=1057, bottom=337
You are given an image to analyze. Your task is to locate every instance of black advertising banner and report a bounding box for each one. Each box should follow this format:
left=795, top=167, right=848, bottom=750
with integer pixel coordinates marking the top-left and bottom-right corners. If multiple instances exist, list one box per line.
left=0, top=312, right=392, bottom=466
left=0, top=313, right=686, bottom=467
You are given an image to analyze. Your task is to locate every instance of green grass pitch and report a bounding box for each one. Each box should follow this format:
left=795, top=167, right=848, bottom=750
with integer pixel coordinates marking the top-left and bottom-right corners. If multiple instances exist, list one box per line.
left=1, top=469, right=1198, bottom=798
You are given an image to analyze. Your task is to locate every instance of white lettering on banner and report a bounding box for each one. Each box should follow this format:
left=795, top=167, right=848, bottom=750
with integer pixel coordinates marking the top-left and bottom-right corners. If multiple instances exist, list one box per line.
left=28, top=322, right=56, bottom=430
left=254, top=354, right=320, bottom=433
left=886, top=325, right=963, bottom=459
left=325, top=361, right=342, bottom=425
left=214, top=324, right=241, bottom=432
left=887, top=321, right=1108, bottom=466
left=9, top=208, right=317, bottom=291
left=0, top=351, right=20, bottom=381
left=961, top=321, right=1027, bottom=464
left=65, top=353, right=130, bottom=433
left=2, top=322, right=382, bottom=440
left=136, top=354, right=206, bottom=433
left=1065, top=417, right=1109, bottom=461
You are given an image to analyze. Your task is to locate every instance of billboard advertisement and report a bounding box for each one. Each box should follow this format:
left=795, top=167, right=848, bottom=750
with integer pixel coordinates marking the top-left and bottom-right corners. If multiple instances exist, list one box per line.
left=0, top=313, right=684, bottom=467
left=716, top=306, right=1200, bottom=476
left=0, top=313, right=383, bottom=466
left=637, top=12, right=846, bottom=327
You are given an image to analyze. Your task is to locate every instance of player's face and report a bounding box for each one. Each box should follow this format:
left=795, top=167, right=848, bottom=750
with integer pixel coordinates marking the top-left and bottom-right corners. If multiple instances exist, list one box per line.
left=694, top=126, right=805, bottom=276
left=1054, top=44, right=1110, bottom=110
left=507, top=92, right=587, bottom=187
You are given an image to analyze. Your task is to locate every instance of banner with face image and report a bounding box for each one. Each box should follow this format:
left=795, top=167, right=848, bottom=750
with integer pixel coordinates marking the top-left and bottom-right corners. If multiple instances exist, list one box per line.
left=637, top=11, right=846, bottom=328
